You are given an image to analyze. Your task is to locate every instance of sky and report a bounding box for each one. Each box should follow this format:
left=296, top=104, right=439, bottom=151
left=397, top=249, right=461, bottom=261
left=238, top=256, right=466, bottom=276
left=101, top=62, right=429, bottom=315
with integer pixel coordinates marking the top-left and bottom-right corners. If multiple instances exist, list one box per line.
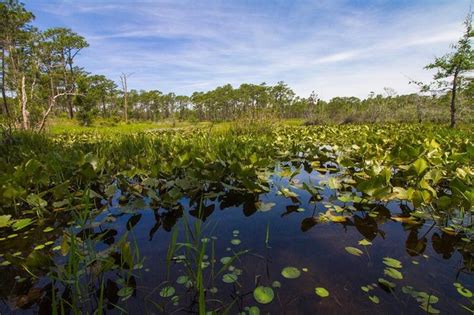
left=24, top=0, right=472, bottom=100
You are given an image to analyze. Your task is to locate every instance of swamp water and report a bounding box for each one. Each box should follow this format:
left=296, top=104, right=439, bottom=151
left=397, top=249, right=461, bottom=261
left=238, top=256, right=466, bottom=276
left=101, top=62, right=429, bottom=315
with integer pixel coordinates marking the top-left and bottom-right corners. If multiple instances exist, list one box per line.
left=0, top=162, right=473, bottom=314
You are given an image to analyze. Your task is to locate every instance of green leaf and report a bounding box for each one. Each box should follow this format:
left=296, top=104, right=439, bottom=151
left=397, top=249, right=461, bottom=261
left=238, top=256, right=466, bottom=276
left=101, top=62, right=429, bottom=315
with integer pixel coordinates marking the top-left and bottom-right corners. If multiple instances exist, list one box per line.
left=253, top=286, right=274, bottom=304
left=384, top=267, right=403, bottom=280
left=358, top=239, right=372, bottom=246
left=176, top=275, right=189, bottom=285
left=248, top=306, right=260, bottom=315
left=220, top=256, right=232, bottom=264
left=0, top=215, right=12, bottom=228
left=159, top=286, right=175, bottom=298
left=345, top=246, right=363, bottom=256
left=222, top=273, right=238, bottom=283
left=315, top=287, right=329, bottom=297
left=412, top=158, right=429, bottom=175
left=257, top=202, right=276, bottom=212
left=12, top=218, right=34, bottom=231
left=281, top=266, right=301, bottom=279
left=369, top=295, right=379, bottom=304
left=383, top=257, right=402, bottom=269
left=231, top=239, right=241, bottom=245
left=117, top=287, right=134, bottom=301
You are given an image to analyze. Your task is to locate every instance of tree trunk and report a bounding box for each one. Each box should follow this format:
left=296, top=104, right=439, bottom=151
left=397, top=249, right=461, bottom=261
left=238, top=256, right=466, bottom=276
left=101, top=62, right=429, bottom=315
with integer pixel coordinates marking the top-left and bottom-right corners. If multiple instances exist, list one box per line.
left=450, top=70, right=458, bottom=128
left=120, top=73, right=129, bottom=123
left=1, top=49, right=10, bottom=118
left=37, top=97, right=55, bottom=132
left=20, top=75, right=29, bottom=130
left=66, top=57, right=75, bottom=119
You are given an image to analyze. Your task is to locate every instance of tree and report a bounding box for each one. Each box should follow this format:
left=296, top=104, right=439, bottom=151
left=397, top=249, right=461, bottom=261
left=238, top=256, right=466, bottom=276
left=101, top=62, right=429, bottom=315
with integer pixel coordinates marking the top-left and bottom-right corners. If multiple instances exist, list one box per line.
left=120, top=72, right=132, bottom=123
left=42, top=27, right=88, bottom=118
left=425, top=14, right=473, bottom=128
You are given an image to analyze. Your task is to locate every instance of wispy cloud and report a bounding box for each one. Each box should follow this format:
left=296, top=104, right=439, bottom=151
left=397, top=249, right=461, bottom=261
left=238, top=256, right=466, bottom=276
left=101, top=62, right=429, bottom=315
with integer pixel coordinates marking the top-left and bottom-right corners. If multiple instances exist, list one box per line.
left=25, top=0, right=471, bottom=99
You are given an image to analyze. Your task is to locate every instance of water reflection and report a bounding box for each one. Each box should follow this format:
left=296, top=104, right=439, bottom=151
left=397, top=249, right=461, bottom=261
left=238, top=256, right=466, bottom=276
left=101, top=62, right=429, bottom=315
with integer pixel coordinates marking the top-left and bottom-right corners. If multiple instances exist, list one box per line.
left=0, top=164, right=473, bottom=314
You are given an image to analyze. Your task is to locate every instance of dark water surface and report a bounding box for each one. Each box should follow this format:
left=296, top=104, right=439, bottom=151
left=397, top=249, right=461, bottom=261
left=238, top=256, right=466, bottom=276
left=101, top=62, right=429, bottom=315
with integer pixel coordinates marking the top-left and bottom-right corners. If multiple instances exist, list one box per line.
left=1, top=164, right=473, bottom=314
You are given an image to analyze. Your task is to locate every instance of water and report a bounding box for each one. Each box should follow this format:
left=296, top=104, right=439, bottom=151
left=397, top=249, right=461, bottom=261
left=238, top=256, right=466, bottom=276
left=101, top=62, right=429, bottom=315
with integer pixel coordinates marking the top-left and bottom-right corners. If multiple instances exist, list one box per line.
left=1, top=164, right=472, bottom=314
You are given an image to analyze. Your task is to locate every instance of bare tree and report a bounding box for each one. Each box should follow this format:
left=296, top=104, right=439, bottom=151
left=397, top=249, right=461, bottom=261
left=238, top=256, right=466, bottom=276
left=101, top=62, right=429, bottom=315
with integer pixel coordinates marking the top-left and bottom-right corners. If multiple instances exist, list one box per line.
left=120, top=72, right=133, bottom=123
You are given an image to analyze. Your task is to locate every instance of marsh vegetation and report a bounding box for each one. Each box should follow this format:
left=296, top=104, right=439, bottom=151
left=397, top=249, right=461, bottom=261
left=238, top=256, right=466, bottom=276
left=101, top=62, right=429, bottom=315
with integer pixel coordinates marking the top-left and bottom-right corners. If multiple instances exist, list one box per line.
left=0, top=1, right=473, bottom=314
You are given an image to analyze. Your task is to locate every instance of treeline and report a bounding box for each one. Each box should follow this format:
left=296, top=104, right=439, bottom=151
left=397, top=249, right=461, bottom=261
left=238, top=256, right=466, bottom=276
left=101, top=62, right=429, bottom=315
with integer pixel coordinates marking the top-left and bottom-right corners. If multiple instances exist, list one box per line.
left=1, top=0, right=473, bottom=130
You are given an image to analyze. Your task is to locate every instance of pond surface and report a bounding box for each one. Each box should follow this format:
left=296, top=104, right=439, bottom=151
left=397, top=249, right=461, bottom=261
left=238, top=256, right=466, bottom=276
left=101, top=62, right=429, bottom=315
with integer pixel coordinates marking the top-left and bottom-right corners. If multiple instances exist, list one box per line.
left=1, top=163, right=473, bottom=314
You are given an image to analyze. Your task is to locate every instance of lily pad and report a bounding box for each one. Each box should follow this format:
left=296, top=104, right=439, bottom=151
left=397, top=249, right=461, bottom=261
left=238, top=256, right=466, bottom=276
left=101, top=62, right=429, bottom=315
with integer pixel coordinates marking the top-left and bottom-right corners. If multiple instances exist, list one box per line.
left=369, top=295, right=380, bottom=304
left=12, top=218, right=34, bottom=231
left=384, top=267, right=403, bottom=280
left=231, top=239, right=241, bottom=245
left=281, top=266, right=301, bottom=279
left=358, top=239, right=372, bottom=246
left=315, top=287, right=329, bottom=297
left=160, top=286, right=175, bottom=298
left=248, top=306, right=260, bottom=315
left=222, top=273, right=238, bottom=283
left=220, top=256, right=232, bottom=264
left=257, top=202, right=276, bottom=212
left=253, top=286, right=274, bottom=304
left=345, top=246, right=363, bottom=256
left=0, top=215, right=12, bottom=228
left=383, top=257, right=402, bottom=269
left=176, top=275, right=189, bottom=284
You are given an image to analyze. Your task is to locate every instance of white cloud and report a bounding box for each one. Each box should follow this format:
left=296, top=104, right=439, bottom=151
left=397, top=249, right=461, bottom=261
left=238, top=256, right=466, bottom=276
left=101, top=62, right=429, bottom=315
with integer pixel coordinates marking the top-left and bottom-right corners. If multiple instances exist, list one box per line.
left=27, top=0, right=472, bottom=99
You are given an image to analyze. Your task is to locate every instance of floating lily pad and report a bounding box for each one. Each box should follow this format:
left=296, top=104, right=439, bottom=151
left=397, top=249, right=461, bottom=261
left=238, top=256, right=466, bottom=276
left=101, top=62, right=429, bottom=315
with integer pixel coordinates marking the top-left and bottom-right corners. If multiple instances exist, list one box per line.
left=383, top=257, right=402, bottom=269
left=222, top=273, right=238, bottom=283
left=345, top=247, right=363, bottom=256
left=12, top=218, right=34, bottom=231
left=315, top=287, right=329, bottom=297
left=384, top=267, right=403, bottom=280
left=177, top=275, right=189, bottom=285
left=231, top=239, right=241, bottom=245
left=369, top=295, right=380, bottom=304
left=281, top=266, right=301, bottom=279
left=358, top=239, right=372, bottom=246
left=220, top=256, right=232, bottom=264
left=257, top=202, right=276, bottom=212
left=160, top=286, right=175, bottom=298
left=117, top=287, right=134, bottom=301
left=248, top=306, right=260, bottom=315
left=0, top=215, right=12, bottom=228
left=253, top=286, right=274, bottom=304
left=272, top=281, right=281, bottom=288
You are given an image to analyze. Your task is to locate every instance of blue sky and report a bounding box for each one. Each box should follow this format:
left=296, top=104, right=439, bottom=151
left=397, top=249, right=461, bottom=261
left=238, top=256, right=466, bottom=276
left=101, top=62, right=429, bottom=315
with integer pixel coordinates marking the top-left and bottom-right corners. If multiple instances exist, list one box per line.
left=25, top=0, right=471, bottom=99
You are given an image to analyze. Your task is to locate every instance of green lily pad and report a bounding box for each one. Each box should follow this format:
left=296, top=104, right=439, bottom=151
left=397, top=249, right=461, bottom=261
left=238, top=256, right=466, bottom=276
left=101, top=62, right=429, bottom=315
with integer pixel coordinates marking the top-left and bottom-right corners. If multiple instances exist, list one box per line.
left=176, top=275, right=189, bottom=284
left=384, top=267, right=403, bottom=280
left=345, top=246, right=363, bottom=256
left=281, top=266, right=301, bottom=279
left=456, top=286, right=473, bottom=298
left=223, top=273, right=238, bottom=283
left=248, top=306, right=260, bottom=315
left=315, top=287, right=329, bottom=297
left=0, top=215, right=12, bottom=228
left=160, top=286, right=175, bottom=298
left=358, top=239, right=372, bottom=246
left=253, top=286, right=274, bottom=304
left=272, top=281, right=281, bottom=288
left=231, top=239, right=241, bottom=245
left=369, top=295, right=380, bottom=304
left=220, top=256, right=232, bottom=264
left=383, top=257, right=402, bottom=269
left=12, top=218, right=34, bottom=231
left=117, top=287, right=134, bottom=301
